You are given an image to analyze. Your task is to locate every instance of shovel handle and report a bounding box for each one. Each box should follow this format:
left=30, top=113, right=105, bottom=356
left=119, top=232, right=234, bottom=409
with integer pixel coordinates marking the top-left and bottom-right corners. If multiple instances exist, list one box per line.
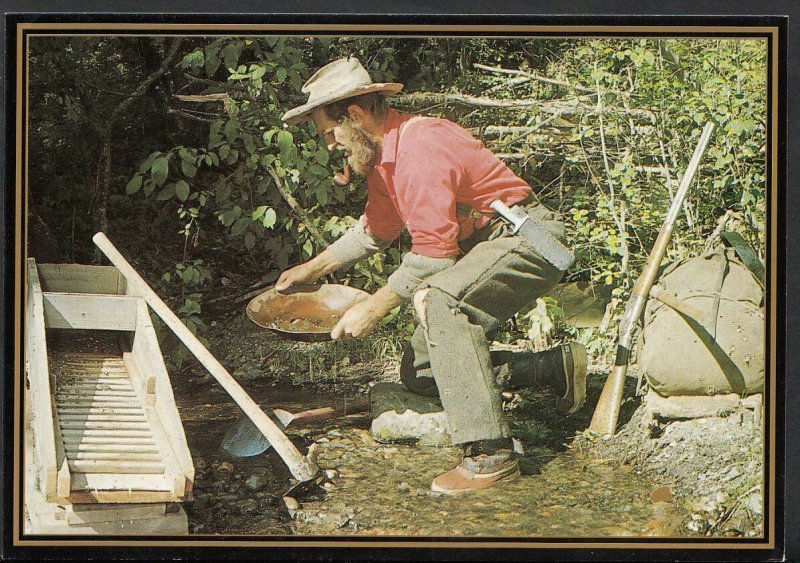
left=290, top=407, right=336, bottom=424
left=92, top=232, right=319, bottom=482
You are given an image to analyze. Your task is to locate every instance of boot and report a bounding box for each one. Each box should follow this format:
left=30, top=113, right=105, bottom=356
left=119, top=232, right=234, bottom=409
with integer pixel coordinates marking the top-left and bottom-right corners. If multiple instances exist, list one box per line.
left=534, top=342, right=588, bottom=414
left=431, top=438, right=520, bottom=495
left=501, top=343, right=588, bottom=415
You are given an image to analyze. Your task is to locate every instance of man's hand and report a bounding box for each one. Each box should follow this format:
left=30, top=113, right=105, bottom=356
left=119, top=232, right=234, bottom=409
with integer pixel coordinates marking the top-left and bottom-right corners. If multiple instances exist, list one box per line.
left=275, top=263, right=317, bottom=292
left=275, top=249, right=342, bottom=293
left=330, top=285, right=405, bottom=340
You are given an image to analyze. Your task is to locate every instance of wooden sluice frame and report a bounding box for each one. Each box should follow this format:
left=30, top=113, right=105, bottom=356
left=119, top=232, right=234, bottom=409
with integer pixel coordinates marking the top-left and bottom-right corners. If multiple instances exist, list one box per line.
left=25, top=259, right=194, bottom=505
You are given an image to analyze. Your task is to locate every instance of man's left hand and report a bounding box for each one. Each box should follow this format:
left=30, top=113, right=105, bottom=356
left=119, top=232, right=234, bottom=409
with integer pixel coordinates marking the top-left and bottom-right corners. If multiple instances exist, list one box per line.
left=330, top=299, right=383, bottom=340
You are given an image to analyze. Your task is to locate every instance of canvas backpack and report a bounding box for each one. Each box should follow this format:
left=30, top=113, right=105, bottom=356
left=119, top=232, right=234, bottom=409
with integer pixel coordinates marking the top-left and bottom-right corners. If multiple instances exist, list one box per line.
left=638, top=237, right=764, bottom=398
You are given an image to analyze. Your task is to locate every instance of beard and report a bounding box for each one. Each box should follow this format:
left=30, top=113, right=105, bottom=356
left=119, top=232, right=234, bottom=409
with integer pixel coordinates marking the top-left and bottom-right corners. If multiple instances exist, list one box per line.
left=338, top=118, right=379, bottom=177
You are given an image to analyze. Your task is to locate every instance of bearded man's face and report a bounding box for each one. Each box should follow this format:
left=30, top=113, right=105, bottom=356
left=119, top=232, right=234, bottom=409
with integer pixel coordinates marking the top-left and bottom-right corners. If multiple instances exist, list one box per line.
left=334, top=118, right=379, bottom=177
left=311, top=109, right=380, bottom=177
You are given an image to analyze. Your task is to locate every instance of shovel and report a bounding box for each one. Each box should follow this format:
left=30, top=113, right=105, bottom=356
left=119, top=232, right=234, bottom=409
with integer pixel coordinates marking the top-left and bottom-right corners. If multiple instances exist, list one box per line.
left=222, top=406, right=335, bottom=457
left=93, top=232, right=321, bottom=485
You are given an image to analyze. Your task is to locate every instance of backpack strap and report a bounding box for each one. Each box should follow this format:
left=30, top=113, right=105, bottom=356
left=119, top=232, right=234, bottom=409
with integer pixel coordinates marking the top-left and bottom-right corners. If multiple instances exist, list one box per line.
left=706, top=251, right=729, bottom=340
left=721, top=231, right=765, bottom=287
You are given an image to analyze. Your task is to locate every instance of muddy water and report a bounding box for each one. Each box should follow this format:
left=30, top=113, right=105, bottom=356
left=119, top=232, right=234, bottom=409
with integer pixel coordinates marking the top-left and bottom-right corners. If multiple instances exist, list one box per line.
left=290, top=414, right=686, bottom=537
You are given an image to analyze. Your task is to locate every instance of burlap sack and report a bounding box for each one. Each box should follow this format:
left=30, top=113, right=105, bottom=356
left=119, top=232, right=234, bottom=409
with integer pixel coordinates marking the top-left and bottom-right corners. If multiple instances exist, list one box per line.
left=639, top=248, right=764, bottom=397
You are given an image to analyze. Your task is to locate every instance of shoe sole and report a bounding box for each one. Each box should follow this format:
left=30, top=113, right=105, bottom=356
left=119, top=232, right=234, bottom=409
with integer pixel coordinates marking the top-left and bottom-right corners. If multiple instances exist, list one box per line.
left=558, top=343, right=588, bottom=415
left=430, top=466, right=521, bottom=495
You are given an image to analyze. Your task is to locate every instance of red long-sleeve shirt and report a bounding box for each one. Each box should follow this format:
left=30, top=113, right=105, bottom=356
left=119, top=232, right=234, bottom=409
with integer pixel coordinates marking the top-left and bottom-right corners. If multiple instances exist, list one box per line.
left=361, top=110, right=532, bottom=258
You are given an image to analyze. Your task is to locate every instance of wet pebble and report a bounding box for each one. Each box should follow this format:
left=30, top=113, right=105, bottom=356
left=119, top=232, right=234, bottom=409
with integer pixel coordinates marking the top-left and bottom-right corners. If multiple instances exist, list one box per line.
left=245, top=474, right=268, bottom=492
left=283, top=496, right=300, bottom=511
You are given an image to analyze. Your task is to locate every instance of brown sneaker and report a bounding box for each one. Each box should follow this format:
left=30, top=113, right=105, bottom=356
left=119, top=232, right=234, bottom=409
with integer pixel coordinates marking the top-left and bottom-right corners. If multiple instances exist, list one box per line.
left=555, top=342, right=588, bottom=415
left=431, top=440, right=520, bottom=495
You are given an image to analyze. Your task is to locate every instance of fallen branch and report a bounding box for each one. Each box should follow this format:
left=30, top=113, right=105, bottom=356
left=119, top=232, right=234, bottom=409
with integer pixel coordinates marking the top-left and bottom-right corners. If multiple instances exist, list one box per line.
left=473, top=62, right=596, bottom=93
left=395, top=92, right=656, bottom=121
left=174, top=92, right=229, bottom=103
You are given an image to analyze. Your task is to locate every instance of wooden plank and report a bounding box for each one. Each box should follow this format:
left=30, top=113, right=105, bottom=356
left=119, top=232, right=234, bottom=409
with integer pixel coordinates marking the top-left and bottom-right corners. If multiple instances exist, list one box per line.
left=58, top=406, right=145, bottom=415
left=58, top=383, right=134, bottom=390
left=68, top=490, right=177, bottom=504
left=57, top=390, right=137, bottom=398
left=66, top=503, right=166, bottom=526
left=122, top=352, right=153, bottom=406
left=132, top=300, right=194, bottom=496
left=59, top=364, right=128, bottom=371
left=57, top=378, right=131, bottom=385
left=36, top=263, right=126, bottom=295
left=68, top=459, right=165, bottom=474
left=63, top=437, right=156, bottom=447
left=56, top=395, right=139, bottom=404
left=60, top=428, right=153, bottom=437
left=57, top=403, right=142, bottom=411
left=60, top=420, right=150, bottom=430
left=42, top=292, right=138, bottom=331
left=57, top=385, right=135, bottom=394
left=58, top=414, right=148, bottom=422
left=67, top=452, right=163, bottom=462
left=70, top=472, right=171, bottom=493
left=65, top=443, right=159, bottom=453
left=25, top=258, right=68, bottom=501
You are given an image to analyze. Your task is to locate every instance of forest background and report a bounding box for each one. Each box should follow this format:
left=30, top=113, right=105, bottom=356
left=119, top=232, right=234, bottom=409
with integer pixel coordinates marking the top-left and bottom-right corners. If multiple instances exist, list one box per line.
left=26, top=35, right=767, bottom=358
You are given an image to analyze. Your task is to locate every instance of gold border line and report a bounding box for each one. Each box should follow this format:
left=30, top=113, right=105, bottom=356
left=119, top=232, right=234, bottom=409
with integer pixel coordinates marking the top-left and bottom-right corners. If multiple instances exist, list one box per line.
left=768, top=28, right=778, bottom=548
left=16, top=23, right=781, bottom=34
left=13, top=22, right=781, bottom=551
left=13, top=22, right=24, bottom=549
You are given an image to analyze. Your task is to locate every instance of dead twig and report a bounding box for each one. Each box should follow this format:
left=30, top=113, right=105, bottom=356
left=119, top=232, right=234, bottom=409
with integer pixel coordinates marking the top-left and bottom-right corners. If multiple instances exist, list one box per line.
left=266, top=166, right=328, bottom=248
left=473, top=62, right=596, bottom=93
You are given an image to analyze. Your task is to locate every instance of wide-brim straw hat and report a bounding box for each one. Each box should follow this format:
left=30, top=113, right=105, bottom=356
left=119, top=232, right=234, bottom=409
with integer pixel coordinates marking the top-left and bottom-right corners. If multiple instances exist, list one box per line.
left=281, top=57, right=403, bottom=125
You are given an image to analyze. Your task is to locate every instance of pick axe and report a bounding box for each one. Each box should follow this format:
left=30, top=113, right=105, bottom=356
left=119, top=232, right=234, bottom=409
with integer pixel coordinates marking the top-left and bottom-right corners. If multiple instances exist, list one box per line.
left=588, top=122, right=715, bottom=437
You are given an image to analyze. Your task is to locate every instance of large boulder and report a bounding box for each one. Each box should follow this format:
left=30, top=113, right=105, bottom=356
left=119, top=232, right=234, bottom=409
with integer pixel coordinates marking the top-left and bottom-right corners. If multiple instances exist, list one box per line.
left=369, top=382, right=451, bottom=446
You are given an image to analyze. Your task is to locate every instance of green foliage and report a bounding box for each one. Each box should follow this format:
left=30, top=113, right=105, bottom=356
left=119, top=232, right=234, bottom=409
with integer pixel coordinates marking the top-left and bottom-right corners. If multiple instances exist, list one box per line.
left=27, top=35, right=767, bottom=349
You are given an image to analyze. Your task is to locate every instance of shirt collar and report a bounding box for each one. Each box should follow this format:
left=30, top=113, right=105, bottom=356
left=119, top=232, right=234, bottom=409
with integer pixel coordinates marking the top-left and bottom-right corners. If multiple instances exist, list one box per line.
left=378, top=109, right=406, bottom=167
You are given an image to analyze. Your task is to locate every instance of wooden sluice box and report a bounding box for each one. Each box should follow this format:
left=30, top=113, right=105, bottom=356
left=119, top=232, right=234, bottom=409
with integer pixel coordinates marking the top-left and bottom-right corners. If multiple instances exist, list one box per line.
left=24, top=259, right=194, bottom=534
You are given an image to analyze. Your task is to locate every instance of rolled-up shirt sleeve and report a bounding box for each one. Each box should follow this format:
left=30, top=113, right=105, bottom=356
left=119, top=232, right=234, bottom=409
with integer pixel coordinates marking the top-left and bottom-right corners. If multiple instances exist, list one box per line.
left=327, top=219, right=393, bottom=271
left=394, top=124, right=463, bottom=258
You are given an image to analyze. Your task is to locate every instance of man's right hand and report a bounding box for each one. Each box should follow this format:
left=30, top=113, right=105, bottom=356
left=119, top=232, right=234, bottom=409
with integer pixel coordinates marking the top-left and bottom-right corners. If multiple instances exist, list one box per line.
left=275, top=263, right=317, bottom=293
left=274, top=248, right=343, bottom=293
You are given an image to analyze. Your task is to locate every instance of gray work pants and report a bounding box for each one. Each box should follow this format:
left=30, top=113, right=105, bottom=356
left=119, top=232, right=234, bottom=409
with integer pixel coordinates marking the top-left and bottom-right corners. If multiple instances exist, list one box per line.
left=411, top=208, right=566, bottom=445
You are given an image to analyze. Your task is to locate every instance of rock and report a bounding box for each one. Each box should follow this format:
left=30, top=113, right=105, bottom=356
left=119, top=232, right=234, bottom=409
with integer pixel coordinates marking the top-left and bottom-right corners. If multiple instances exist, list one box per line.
left=195, top=457, right=207, bottom=470
left=650, top=486, right=673, bottom=504
left=245, top=474, right=268, bottom=492
left=418, top=431, right=452, bottom=447
left=745, top=492, right=763, bottom=515
left=191, top=495, right=210, bottom=511
left=218, top=461, right=234, bottom=474
left=324, top=469, right=339, bottom=479
left=369, top=383, right=451, bottom=445
left=723, top=465, right=742, bottom=481
left=283, top=496, right=300, bottom=511
left=240, top=499, right=258, bottom=513
left=371, top=409, right=451, bottom=445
